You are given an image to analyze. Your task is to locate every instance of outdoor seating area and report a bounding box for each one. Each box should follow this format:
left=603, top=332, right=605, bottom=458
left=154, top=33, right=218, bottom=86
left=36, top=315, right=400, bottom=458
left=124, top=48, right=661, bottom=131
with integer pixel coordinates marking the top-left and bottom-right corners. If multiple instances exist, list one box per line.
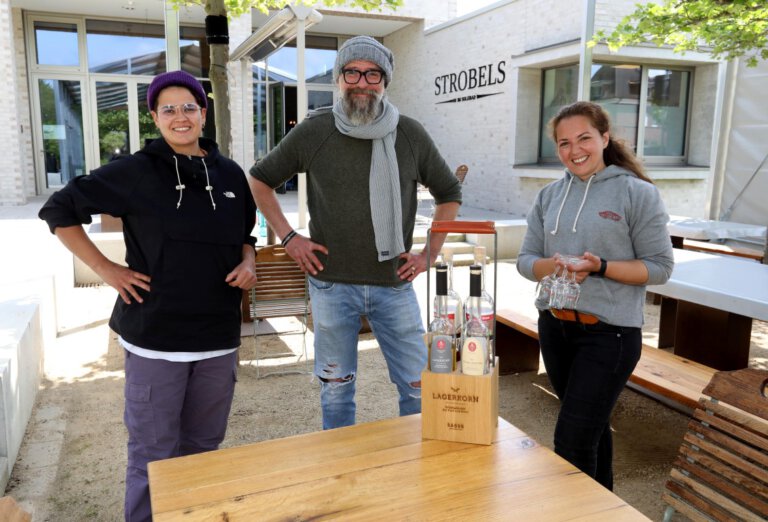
left=3, top=191, right=768, bottom=520
left=495, top=306, right=717, bottom=413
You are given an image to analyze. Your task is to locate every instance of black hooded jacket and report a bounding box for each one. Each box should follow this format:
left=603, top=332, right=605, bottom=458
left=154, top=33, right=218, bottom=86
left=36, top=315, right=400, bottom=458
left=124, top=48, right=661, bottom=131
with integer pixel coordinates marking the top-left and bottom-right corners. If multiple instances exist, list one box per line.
left=39, top=137, right=256, bottom=351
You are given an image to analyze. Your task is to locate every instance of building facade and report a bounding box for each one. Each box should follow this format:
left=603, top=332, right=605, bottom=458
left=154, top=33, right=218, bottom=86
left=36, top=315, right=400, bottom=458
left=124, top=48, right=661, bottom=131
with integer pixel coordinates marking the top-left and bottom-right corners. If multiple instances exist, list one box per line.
left=2, top=0, right=762, bottom=225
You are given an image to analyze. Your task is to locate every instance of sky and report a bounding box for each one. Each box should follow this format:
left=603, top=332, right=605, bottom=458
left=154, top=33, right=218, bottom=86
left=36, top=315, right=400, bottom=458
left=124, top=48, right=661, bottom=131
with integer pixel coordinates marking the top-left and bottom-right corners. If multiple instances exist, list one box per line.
left=456, top=0, right=499, bottom=17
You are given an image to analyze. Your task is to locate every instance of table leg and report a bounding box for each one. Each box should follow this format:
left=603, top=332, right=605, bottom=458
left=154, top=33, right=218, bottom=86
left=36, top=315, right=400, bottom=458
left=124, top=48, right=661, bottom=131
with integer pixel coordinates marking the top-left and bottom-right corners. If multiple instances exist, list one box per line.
left=672, top=301, right=752, bottom=370
left=657, top=297, right=678, bottom=348
left=495, top=323, right=540, bottom=375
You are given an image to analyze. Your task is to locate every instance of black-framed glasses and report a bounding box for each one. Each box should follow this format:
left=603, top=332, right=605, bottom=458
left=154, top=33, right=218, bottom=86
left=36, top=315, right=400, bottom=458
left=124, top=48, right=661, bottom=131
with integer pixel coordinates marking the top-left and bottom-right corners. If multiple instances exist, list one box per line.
left=341, top=68, right=384, bottom=85
left=156, top=103, right=202, bottom=118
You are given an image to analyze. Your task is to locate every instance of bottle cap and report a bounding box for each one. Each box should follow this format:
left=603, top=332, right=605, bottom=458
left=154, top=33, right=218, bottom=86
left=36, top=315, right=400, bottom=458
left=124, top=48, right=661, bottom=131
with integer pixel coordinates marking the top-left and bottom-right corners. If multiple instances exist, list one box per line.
left=469, top=264, right=481, bottom=296
left=473, top=245, right=486, bottom=263
left=435, top=263, right=448, bottom=295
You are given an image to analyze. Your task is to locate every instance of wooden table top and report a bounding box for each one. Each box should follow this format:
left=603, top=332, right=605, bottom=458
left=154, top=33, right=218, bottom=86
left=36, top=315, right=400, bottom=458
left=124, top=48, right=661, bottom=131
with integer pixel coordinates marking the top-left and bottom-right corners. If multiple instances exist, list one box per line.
left=149, top=415, right=649, bottom=521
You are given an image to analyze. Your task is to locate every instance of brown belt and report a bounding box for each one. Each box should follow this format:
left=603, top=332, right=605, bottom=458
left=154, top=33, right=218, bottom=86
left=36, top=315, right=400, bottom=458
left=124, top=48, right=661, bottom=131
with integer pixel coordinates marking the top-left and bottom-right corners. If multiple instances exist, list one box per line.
left=550, top=308, right=599, bottom=324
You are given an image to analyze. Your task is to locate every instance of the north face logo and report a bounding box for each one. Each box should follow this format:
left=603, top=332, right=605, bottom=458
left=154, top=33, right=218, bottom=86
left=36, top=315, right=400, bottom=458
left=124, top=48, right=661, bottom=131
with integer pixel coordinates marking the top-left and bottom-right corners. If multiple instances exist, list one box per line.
left=599, top=210, right=622, bottom=222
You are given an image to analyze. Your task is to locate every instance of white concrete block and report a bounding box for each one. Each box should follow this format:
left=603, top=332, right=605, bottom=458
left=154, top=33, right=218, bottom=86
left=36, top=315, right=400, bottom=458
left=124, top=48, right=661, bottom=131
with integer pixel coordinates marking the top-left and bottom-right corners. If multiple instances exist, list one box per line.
left=0, top=300, right=44, bottom=492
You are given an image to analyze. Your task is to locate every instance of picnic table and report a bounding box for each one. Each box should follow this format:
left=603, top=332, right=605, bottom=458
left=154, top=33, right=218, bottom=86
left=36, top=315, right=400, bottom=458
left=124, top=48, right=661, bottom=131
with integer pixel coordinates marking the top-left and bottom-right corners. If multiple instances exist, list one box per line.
left=647, top=248, right=768, bottom=370
left=667, top=215, right=766, bottom=248
left=148, top=415, right=649, bottom=521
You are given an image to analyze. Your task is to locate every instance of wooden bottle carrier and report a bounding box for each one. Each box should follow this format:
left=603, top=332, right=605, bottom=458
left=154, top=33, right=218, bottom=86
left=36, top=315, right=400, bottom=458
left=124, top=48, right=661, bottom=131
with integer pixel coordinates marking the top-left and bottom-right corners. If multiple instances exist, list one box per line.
left=421, top=221, right=499, bottom=445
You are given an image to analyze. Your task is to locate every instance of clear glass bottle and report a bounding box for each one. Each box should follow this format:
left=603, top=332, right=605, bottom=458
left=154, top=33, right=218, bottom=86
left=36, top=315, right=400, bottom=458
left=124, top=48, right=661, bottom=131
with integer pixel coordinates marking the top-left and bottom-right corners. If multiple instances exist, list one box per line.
left=429, top=263, right=456, bottom=373
left=466, top=246, right=495, bottom=347
left=440, top=248, right=464, bottom=353
left=461, top=265, right=490, bottom=376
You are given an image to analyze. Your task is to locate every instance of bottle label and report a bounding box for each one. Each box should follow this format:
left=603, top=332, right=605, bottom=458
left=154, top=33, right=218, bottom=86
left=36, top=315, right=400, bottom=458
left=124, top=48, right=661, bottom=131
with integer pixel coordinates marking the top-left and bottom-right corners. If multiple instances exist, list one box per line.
left=461, top=337, right=487, bottom=375
left=430, top=334, right=454, bottom=373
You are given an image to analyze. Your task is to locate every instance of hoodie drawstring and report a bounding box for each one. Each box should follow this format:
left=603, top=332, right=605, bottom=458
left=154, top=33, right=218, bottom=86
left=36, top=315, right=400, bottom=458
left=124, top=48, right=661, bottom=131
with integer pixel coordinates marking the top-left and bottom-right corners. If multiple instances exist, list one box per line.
left=571, top=174, right=595, bottom=233
left=173, top=155, right=185, bottom=210
left=173, top=154, right=216, bottom=211
left=550, top=175, right=574, bottom=235
left=202, top=157, right=216, bottom=210
left=550, top=174, right=595, bottom=235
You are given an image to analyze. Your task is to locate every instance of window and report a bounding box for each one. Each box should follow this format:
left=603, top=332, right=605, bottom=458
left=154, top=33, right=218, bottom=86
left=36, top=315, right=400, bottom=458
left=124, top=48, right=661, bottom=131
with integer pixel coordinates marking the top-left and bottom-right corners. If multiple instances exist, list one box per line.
left=87, top=20, right=166, bottom=75
left=253, top=35, right=338, bottom=159
left=34, top=21, right=79, bottom=66
left=540, top=63, right=691, bottom=164
left=86, top=21, right=209, bottom=77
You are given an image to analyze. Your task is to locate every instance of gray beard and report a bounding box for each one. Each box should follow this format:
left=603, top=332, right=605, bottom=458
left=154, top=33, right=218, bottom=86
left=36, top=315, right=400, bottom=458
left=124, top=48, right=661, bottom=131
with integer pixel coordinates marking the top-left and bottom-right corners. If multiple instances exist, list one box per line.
left=342, top=89, right=384, bottom=126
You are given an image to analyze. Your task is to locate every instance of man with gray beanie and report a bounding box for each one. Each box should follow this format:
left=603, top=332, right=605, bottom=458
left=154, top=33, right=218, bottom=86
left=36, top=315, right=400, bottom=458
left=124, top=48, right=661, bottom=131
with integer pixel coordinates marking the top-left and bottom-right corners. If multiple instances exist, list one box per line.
left=249, top=35, right=462, bottom=430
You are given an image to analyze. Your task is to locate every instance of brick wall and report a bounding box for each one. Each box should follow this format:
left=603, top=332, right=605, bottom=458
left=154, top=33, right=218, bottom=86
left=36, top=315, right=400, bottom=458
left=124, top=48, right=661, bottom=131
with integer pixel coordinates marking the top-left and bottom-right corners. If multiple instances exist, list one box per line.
left=227, top=13, right=254, bottom=172
left=0, top=2, right=26, bottom=205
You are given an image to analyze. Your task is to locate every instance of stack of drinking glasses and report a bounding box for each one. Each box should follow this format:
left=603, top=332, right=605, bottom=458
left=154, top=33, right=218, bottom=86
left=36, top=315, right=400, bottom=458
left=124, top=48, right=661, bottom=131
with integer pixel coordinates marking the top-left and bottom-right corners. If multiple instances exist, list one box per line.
left=535, top=254, right=581, bottom=310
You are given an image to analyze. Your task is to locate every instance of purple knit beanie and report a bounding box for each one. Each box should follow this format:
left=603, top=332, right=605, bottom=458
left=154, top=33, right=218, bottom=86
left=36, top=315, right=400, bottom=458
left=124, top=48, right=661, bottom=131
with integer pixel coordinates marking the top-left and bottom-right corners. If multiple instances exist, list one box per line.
left=147, top=70, right=207, bottom=111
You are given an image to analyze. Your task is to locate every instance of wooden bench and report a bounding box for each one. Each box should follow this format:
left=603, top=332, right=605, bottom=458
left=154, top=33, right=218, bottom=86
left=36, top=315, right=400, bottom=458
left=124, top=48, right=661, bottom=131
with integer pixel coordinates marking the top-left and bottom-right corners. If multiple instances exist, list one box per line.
left=495, top=308, right=716, bottom=413
left=662, top=368, right=768, bottom=522
left=683, top=238, right=764, bottom=263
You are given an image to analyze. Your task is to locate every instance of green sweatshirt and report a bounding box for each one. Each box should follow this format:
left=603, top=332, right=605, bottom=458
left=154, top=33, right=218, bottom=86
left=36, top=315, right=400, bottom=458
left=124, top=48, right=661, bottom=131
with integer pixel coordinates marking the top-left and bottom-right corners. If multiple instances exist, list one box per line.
left=250, top=109, right=462, bottom=286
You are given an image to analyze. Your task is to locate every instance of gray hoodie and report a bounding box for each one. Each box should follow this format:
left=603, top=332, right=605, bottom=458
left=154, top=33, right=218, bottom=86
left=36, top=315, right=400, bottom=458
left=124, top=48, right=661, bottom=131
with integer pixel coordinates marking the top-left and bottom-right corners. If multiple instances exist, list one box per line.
left=517, top=165, right=674, bottom=327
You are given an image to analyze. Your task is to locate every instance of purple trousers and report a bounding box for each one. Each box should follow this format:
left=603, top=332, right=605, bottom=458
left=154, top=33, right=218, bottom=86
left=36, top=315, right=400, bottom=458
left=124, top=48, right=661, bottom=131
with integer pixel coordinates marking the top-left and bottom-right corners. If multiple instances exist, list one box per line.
left=123, top=349, right=238, bottom=522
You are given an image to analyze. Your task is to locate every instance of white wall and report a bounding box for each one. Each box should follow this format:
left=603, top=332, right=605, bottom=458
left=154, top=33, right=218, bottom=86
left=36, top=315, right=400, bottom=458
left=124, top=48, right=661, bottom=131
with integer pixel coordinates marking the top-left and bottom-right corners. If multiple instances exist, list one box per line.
left=386, top=0, right=717, bottom=217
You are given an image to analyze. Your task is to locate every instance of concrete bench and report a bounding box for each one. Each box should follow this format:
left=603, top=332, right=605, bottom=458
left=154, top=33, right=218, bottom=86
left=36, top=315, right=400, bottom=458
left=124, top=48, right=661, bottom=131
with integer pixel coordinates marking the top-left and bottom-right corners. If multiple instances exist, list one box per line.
left=495, top=308, right=716, bottom=413
left=0, top=299, right=45, bottom=492
left=682, top=238, right=764, bottom=263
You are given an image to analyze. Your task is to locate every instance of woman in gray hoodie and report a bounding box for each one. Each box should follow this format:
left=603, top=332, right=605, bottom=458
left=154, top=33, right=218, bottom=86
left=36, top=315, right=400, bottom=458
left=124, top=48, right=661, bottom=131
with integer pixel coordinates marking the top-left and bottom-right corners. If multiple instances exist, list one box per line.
left=517, top=101, right=674, bottom=490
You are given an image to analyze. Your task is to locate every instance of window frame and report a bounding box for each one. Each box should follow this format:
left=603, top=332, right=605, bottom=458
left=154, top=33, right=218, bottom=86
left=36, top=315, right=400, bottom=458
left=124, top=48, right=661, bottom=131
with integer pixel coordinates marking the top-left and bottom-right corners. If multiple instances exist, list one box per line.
left=539, top=62, right=694, bottom=166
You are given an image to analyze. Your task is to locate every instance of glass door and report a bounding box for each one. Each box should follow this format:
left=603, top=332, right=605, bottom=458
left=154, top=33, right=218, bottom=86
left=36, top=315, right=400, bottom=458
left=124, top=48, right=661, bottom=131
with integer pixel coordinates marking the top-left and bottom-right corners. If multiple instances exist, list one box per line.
left=94, top=81, right=131, bottom=165
left=34, top=77, right=88, bottom=190
left=92, top=78, right=157, bottom=166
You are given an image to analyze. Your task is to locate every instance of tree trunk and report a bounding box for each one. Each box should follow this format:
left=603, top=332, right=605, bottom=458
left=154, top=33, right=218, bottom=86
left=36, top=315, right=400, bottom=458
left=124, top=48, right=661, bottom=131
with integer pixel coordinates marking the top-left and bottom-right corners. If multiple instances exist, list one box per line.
left=205, top=0, right=232, bottom=157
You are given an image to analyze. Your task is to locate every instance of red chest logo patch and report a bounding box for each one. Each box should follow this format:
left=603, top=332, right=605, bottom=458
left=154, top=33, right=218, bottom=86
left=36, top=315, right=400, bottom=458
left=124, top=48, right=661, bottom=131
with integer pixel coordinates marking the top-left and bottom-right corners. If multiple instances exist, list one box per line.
left=599, top=210, right=622, bottom=222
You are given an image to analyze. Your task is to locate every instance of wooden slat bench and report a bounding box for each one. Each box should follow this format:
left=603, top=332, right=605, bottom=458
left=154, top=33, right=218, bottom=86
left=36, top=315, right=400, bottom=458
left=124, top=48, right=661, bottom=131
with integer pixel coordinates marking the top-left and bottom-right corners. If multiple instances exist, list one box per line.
left=683, top=238, right=764, bottom=263
left=495, top=308, right=716, bottom=413
left=662, top=368, right=768, bottom=522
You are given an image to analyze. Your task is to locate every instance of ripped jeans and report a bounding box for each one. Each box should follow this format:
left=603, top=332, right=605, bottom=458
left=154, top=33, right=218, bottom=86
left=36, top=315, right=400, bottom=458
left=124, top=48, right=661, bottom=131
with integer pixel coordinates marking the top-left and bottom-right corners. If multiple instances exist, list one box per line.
left=308, top=276, right=426, bottom=430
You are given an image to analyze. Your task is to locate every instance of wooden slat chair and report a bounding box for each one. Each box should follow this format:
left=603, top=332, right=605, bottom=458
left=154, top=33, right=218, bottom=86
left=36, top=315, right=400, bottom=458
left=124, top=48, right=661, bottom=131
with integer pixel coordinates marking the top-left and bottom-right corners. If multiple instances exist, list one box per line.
left=242, top=245, right=310, bottom=378
left=662, top=368, right=768, bottom=522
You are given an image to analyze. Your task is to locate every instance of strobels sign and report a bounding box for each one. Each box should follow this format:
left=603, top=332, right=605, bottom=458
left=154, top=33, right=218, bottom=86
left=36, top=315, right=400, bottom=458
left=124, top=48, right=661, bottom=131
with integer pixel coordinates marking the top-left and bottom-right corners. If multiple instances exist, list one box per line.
left=434, top=60, right=506, bottom=104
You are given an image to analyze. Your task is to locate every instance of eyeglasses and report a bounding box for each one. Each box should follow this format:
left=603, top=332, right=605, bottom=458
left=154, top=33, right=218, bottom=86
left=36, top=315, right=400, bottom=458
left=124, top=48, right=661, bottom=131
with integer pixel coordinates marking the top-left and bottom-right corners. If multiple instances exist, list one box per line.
left=341, top=68, right=384, bottom=85
left=156, top=103, right=202, bottom=118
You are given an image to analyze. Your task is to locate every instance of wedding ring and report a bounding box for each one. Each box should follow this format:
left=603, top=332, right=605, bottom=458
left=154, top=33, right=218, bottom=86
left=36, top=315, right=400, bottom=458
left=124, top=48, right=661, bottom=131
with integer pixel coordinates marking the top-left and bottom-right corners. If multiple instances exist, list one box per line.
left=410, top=266, right=416, bottom=273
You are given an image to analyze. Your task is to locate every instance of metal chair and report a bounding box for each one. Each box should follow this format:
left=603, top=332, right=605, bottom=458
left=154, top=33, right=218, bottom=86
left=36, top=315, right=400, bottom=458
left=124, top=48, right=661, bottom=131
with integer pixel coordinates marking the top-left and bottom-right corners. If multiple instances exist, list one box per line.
left=241, top=245, right=311, bottom=378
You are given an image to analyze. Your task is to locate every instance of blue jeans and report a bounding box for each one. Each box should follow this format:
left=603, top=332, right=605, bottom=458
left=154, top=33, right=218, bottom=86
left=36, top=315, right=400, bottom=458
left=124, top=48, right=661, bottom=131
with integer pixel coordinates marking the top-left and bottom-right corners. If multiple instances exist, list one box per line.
left=309, top=276, right=426, bottom=429
left=537, top=310, right=641, bottom=490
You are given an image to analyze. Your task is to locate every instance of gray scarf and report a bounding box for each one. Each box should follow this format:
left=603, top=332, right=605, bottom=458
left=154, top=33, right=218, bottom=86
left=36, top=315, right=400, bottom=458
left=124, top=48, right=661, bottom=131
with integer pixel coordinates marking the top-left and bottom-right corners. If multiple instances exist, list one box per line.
left=333, top=97, right=403, bottom=262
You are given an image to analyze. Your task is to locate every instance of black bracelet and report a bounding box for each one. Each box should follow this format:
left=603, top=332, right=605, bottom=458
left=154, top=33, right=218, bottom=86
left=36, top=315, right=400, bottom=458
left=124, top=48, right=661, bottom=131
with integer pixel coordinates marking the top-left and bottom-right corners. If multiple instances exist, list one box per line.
left=281, top=230, right=297, bottom=247
left=594, top=257, right=607, bottom=277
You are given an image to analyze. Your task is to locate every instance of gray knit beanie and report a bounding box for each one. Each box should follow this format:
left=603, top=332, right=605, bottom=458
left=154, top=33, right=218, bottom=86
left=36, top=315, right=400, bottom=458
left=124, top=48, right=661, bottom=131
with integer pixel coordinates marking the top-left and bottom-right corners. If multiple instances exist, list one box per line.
left=333, top=36, right=394, bottom=87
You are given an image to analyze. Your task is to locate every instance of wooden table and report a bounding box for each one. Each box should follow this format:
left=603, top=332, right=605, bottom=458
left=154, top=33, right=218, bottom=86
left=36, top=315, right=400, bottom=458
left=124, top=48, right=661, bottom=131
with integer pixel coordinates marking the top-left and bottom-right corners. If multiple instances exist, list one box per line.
left=647, top=248, right=768, bottom=370
left=667, top=216, right=766, bottom=248
left=149, top=415, right=649, bottom=521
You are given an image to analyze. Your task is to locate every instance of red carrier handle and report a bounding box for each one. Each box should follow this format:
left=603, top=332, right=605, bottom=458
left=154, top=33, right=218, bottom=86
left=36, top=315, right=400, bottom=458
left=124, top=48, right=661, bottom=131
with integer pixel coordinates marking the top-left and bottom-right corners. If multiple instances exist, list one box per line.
left=429, top=220, right=496, bottom=235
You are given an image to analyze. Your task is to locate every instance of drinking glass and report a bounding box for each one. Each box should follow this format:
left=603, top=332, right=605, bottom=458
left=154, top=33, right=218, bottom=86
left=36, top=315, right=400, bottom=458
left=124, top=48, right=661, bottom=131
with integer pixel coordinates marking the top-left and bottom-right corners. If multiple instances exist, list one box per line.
left=535, top=265, right=560, bottom=308
left=562, top=270, right=581, bottom=309
left=549, top=255, right=582, bottom=309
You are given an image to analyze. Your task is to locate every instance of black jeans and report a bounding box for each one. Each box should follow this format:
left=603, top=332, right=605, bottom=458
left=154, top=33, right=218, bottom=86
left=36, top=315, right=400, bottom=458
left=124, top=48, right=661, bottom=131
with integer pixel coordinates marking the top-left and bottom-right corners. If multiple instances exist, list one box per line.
left=537, top=310, right=642, bottom=490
